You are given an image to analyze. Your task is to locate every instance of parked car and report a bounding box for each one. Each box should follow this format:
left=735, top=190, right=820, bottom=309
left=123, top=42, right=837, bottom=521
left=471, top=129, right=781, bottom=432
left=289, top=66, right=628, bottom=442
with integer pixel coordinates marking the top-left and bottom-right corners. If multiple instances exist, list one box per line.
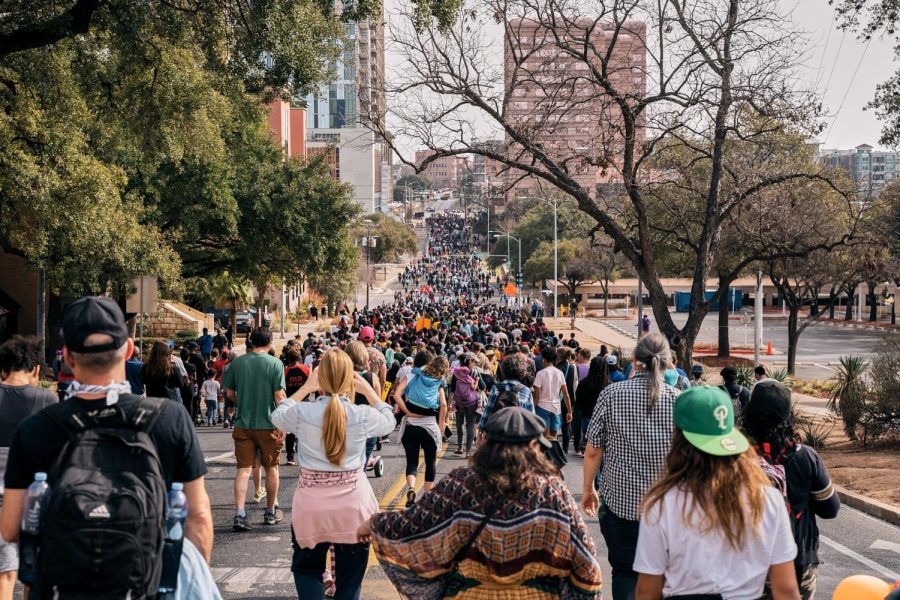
left=233, top=310, right=272, bottom=333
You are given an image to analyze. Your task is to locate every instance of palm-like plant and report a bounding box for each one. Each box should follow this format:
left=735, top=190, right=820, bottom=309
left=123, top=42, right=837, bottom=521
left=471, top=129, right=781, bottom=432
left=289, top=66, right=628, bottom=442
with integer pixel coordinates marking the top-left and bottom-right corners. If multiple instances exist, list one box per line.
left=735, top=366, right=755, bottom=389
left=210, top=272, right=254, bottom=333
left=828, top=356, right=869, bottom=441
left=769, top=368, right=794, bottom=389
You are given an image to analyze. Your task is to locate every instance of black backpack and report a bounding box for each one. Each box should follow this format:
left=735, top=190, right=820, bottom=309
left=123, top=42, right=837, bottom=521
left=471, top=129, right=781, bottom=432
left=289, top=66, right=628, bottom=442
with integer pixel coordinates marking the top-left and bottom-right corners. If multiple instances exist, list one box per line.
left=36, top=396, right=167, bottom=599
left=493, top=382, right=524, bottom=412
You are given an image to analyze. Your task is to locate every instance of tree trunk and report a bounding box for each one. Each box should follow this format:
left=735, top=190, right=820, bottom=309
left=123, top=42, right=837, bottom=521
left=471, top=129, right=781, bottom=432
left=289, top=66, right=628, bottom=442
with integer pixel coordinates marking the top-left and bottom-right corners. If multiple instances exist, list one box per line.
left=867, top=281, right=878, bottom=322
left=844, top=292, right=854, bottom=321
left=787, top=305, right=800, bottom=375
left=828, top=286, right=837, bottom=319
left=717, top=274, right=730, bottom=357
left=602, top=276, right=609, bottom=318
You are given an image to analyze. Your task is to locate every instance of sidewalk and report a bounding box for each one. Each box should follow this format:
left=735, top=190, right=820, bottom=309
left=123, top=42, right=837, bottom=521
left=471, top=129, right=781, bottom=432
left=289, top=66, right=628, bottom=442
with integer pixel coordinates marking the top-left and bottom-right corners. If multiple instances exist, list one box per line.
left=574, top=318, right=638, bottom=351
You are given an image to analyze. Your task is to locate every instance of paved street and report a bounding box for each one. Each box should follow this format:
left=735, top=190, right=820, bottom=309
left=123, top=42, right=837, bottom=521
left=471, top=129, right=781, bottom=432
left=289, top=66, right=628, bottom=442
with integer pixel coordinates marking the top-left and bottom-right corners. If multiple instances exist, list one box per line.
left=201, top=424, right=900, bottom=598
left=594, top=313, right=898, bottom=380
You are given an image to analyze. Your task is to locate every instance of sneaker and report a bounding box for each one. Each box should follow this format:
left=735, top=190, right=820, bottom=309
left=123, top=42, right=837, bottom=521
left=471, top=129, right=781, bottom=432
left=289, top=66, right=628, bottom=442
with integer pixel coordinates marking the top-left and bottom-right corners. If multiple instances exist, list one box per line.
left=453, top=447, right=463, bottom=455
left=253, top=488, right=266, bottom=504
left=263, top=508, right=284, bottom=525
left=232, top=514, right=252, bottom=531
left=323, top=573, right=336, bottom=598
left=223, top=422, right=229, bottom=429
left=285, top=458, right=297, bottom=466
left=405, top=487, right=417, bottom=508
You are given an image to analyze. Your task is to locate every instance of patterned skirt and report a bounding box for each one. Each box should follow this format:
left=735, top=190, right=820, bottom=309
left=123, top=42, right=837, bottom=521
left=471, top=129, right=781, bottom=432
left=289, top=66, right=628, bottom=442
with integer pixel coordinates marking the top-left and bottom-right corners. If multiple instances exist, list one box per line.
left=292, top=468, right=379, bottom=549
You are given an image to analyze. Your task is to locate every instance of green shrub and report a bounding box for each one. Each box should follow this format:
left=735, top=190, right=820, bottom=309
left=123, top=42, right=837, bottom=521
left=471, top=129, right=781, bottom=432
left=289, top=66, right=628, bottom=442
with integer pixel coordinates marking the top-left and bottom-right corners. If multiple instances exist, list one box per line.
left=828, top=355, right=868, bottom=441
left=769, top=368, right=794, bottom=389
left=858, top=338, right=900, bottom=445
left=735, top=366, right=755, bottom=388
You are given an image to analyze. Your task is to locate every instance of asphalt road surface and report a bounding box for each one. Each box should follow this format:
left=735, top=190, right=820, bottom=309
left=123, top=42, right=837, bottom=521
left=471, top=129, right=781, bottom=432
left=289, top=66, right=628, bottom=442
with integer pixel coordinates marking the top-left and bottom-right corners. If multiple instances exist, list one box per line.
left=597, top=312, right=897, bottom=380
left=202, top=424, right=900, bottom=599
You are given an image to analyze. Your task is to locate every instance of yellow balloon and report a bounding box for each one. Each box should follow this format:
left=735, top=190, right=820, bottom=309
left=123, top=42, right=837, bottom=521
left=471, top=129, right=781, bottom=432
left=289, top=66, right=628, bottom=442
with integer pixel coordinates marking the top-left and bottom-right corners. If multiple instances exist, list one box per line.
left=833, top=575, right=892, bottom=600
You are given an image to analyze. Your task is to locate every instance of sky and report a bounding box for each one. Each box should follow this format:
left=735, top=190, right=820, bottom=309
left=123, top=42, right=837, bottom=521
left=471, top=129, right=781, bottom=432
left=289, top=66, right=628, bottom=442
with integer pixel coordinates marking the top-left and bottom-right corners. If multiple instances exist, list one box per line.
left=383, top=0, right=899, bottom=157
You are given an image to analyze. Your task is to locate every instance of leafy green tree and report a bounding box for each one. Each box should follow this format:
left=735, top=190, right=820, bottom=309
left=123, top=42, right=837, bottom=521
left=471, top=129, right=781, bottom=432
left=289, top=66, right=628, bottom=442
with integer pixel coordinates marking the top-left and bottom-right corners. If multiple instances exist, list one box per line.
left=523, top=239, right=596, bottom=297
left=355, top=213, right=418, bottom=264
left=393, top=174, right=432, bottom=204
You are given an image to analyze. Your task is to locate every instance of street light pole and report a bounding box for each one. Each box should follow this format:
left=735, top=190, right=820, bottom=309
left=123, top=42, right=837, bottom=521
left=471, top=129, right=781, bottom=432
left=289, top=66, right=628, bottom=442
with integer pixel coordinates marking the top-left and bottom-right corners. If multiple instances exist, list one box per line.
left=363, top=219, right=373, bottom=310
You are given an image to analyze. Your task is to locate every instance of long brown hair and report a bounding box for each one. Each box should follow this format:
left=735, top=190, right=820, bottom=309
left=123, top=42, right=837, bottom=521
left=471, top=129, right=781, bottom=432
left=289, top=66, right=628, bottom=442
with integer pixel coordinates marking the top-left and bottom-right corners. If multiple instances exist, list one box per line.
left=422, top=355, right=449, bottom=379
left=642, top=430, right=770, bottom=549
left=143, top=341, right=172, bottom=380
left=471, top=441, right=558, bottom=499
left=316, top=349, right=354, bottom=467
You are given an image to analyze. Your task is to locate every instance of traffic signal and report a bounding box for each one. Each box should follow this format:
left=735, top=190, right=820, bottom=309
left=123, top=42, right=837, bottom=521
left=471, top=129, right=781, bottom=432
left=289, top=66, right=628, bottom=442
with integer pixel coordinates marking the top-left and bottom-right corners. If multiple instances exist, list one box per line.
left=515, top=272, right=523, bottom=287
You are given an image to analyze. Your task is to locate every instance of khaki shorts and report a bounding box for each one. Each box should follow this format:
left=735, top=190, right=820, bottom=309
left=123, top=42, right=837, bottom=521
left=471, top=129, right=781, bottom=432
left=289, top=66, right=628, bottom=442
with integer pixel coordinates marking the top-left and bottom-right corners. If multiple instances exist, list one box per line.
left=232, top=427, right=283, bottom=469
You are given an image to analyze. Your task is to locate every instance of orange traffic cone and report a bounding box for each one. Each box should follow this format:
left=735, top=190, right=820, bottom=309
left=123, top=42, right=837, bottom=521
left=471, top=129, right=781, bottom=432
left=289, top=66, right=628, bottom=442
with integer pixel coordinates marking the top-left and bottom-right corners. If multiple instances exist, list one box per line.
left=766, top=340, right=774, bottom=355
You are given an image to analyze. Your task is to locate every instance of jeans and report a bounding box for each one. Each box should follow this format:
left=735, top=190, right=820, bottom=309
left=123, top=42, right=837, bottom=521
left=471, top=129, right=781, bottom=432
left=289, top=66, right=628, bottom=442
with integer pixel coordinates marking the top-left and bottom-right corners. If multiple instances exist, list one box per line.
left=285, top=433, right=298, bottom=460
left=572, top=406, right=583, bottom=451
left=205, top=400, right=217, bottom=424
left=599, top=507, right=640, bottom=600
left=455, top=405, right=478, bottom=452
left=365, top=437, right=378, bottom=463
left=292, top=540, right=369, bottom=600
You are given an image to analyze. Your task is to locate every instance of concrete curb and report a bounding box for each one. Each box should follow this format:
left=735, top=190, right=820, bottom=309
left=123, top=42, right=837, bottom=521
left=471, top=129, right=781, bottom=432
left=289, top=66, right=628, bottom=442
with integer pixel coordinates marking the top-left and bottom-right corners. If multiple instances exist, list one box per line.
left=833, top=484, right=900, bottom=528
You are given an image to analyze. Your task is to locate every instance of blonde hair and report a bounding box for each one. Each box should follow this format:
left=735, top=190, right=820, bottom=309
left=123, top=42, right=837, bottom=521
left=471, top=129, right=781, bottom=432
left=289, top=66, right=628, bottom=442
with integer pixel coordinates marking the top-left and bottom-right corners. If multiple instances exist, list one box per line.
left=344, top=340, right=369, bottom=371
left=317, top=349, right=354, bottom=466
left=633, top=333, right=671, bottom=412
left=422, top=355, right=449, bottom=379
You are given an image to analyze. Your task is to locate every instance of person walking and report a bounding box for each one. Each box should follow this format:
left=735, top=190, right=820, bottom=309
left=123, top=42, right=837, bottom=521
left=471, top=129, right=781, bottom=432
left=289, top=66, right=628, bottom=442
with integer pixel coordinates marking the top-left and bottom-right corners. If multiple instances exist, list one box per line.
left=391, top=355, right=448, bottom=507
left=201, top=369, right=221, bottom=427
left=0, top=336, right=58, bottom=600
left=0, top=297, right=215, bottom=598
left=476, top=352, right=535, bottom=434
left=633, top=386, right=801, bottom=600
left=223, top=327, right=287, bottom=531
left=142, top=340, right=183, bottom=400
left=582, top=333, right=681, bottom=600
left=344, top=341, right=383, bottom=469
left=271, top=349, right=395, bottom=600
left=743, top=381, right=840, bottom=599
left=532, top=346, right=572, bottom=440
left=450, top=353, right=480, bottom=457
left=197, top=328, right=213, bottom=361
left=573, top=355, right=609, bottom=457
left=720, top=366, right=751, bottom=425
left=555, top=347, right=577, bottom=453
left=283, top=346, right=311, bottom=466
left=362, top=407, right=602, bottom=599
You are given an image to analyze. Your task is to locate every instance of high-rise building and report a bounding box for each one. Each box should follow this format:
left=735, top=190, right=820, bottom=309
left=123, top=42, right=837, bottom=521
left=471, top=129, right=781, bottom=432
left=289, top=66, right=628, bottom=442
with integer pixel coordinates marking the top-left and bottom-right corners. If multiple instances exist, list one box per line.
left=503, top=18, right=646, bottom=199
left=266, top=99, right=306, bottom=158
left=414, top=149, right=470, bottom=190
left=306, top=13, right=391, bottom=213
left=821, top=143, right=900, bottom=198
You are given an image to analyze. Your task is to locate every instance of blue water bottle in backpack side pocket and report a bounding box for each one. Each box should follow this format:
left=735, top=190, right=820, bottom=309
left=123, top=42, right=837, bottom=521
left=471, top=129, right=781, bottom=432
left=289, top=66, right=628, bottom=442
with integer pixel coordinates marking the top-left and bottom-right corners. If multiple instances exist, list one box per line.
left=158, top=482, right=188, bottom=595
left=19, top=472, right=51, bottom=586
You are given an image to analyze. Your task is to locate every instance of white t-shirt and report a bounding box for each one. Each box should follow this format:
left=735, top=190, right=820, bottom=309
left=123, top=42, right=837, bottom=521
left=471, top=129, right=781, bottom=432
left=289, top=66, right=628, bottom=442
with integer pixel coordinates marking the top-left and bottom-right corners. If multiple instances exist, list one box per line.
left=633, top=485, right=797, bottom=600
left=201, top=379, right=220, bottom=402
left=533, top=366, right=566, bottom=414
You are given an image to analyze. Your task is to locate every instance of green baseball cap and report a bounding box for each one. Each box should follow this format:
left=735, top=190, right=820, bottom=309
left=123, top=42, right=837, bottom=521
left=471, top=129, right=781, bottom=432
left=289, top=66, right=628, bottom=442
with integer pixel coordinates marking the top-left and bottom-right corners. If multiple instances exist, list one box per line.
left=674, top=386, right=750, bottom=457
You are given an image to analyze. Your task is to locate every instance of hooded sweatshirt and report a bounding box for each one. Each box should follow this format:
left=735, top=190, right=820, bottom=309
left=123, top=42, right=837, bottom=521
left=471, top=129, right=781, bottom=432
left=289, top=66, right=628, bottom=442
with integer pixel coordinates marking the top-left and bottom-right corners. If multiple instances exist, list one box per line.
left=452, top=366, right=479, bottom=408
left=406, top=367, right=443, bottom=411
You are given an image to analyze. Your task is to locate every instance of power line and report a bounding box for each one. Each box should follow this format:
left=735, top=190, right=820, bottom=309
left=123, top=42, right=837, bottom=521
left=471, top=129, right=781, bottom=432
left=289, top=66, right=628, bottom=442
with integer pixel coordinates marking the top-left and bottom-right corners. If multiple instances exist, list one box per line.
left=813, top=12, right=837, bottom=92
left=822, top=37, right=872, bottom=145
left=819, top=29, right=846, bottom=98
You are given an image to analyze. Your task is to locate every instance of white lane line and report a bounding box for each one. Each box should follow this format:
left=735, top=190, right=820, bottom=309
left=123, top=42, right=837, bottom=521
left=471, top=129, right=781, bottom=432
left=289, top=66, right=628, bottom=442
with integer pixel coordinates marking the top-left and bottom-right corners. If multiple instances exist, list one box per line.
left=820, top=535, right=900, bottom=580
left=871, top=539, right=900, bottom=555
left=212, top=567, right=294, bottom=584
left=205, top=451, right=235, bottom=463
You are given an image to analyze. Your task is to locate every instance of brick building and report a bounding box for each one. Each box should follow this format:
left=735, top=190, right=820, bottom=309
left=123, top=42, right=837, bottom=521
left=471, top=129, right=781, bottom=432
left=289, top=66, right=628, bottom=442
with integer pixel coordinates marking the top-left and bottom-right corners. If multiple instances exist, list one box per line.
left=504, top=18, right=646, bottom=198
left=414, top=149, right=471, bottom=190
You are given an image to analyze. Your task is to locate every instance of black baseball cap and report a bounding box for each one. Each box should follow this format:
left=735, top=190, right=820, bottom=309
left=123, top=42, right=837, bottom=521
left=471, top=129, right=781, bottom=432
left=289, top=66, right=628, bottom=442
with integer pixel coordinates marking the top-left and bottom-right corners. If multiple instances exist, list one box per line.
left=62, top=297, right=129, bottom=354
left=744, top=380, right=792, bottom=429
left=484, top=407, right=552, bottom=448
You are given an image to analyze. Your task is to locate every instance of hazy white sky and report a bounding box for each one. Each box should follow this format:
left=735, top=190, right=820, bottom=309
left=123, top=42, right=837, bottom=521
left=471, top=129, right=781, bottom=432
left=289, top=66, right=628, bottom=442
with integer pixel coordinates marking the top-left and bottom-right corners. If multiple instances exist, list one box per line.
left=383, top=0, right=898, bottom=156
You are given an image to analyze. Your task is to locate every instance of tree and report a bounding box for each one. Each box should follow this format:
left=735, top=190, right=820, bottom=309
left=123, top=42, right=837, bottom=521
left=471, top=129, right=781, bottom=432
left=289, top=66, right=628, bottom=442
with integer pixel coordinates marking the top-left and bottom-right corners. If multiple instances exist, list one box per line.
left=591, top=235, right=627, bottom=318
left=208, top=273, right=254, bottom=332
left=354, top=213, right=419, bottom=263
left=524, top=239, right=599, bottom=300
left=372, top=0, right=863, bottom=364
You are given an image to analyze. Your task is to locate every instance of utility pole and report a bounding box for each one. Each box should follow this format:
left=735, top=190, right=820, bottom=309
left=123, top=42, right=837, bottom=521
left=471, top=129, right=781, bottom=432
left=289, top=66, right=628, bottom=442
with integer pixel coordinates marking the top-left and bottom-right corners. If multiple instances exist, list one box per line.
left=363, top=219, right=374, bottom=310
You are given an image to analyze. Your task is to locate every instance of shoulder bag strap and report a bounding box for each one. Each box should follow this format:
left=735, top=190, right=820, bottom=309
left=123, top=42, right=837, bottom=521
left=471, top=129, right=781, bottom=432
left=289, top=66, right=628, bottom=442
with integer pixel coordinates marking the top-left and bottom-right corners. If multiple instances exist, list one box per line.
left=450, top=505, right=497, bottom=571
